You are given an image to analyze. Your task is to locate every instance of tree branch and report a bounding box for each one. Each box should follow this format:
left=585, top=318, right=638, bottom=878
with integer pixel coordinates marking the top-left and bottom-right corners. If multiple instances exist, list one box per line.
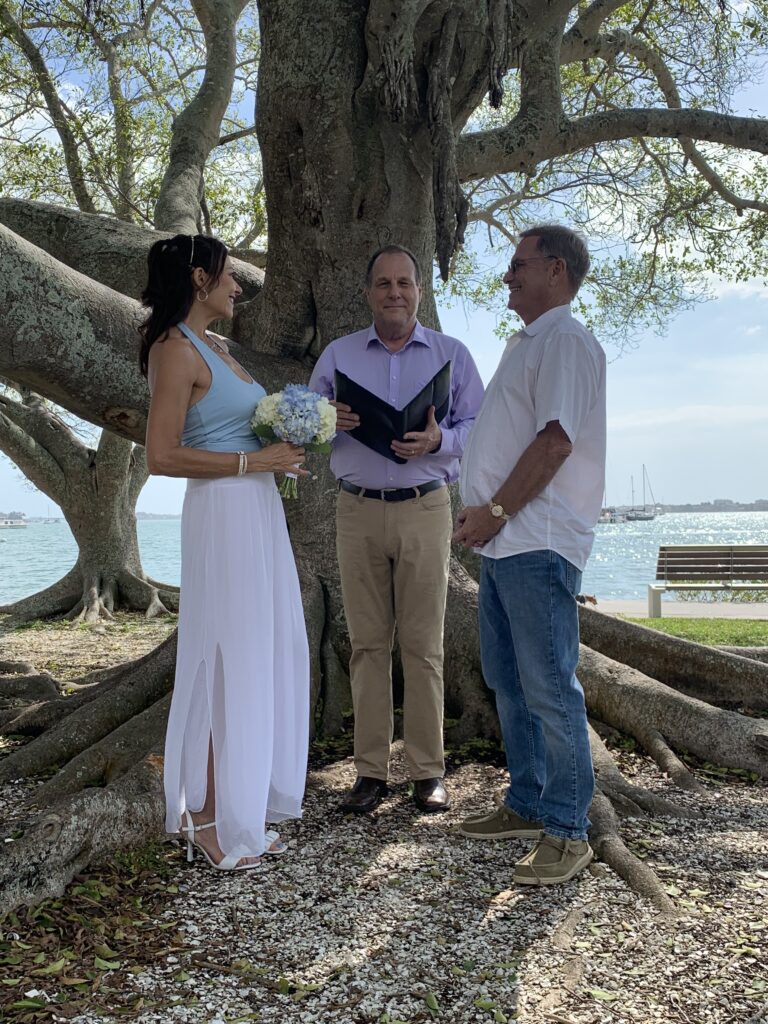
left=0, top=402, right=66, bottom=499
left=0, top=198, right=264, bottom=302
left=0, top=5, right=96, bottom=214
left=572, top=29, right=768, bottom=215
left=153, top=0, right=249, bottom=232
left=457, top=108, right=768, bottom=182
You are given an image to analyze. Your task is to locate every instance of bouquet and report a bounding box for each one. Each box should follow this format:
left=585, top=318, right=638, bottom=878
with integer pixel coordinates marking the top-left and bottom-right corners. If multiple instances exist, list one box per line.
left=250, top=384, right=337, bottom=498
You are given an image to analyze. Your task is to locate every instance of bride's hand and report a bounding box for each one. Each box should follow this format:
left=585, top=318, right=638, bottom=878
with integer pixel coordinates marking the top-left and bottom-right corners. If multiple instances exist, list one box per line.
left=249, top=443, right=309, bottom=475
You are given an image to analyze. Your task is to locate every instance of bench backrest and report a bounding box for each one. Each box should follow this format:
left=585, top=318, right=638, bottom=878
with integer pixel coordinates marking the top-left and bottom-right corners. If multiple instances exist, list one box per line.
left=656, top=545, right=768, bottom=582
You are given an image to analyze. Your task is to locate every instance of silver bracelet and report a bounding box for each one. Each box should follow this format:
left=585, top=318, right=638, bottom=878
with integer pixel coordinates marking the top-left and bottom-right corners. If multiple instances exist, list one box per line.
left=237, top=451, right=247, bottom=476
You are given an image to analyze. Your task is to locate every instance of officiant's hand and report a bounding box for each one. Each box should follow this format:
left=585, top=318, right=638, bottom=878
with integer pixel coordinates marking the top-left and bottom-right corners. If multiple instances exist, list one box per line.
left=331, top=401, right=359, bottom=432
left=392, top=405, right=442, bottom=459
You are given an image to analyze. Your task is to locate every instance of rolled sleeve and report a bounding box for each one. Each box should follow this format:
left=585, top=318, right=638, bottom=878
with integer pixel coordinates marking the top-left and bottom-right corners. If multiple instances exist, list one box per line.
left=534, top=334, right=599, bottom=443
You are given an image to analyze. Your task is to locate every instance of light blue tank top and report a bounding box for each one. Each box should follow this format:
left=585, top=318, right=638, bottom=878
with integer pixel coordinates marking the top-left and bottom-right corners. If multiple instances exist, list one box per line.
left=178, top=322, right=266, bottom=453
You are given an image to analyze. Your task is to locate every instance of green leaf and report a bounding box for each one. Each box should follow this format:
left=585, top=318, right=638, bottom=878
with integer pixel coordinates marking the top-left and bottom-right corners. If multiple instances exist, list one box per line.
left=475, top=999, right=496, bottom=1010
left=94, top=956, right=122, bottom=970
left=31, top=956, right=68, bottom=975
left=94, top=943, right=120, bottom=960
left=425, top=991, right=440, bottom=1014
left=588, top=988, right=620, bottom=1002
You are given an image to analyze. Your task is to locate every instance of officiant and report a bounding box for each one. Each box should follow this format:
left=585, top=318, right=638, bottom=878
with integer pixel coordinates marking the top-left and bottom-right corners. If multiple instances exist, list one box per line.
left=309, top=244, right=483, bottom=815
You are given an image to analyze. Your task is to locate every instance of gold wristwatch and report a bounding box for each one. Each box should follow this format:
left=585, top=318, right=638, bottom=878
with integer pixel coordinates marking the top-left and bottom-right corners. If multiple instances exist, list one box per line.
left=488, top=499, right=513, bottom=522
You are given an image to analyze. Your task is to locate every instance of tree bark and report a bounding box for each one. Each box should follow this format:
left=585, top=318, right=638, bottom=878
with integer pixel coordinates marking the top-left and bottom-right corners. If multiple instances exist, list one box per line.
left=0, top=393, right=177, bottom=623
left=579, top=606, right=768, bottom=710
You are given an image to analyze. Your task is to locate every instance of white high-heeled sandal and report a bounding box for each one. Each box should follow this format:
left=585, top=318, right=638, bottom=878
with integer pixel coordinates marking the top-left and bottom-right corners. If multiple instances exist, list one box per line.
left=180, top=811, right=264, bottom=872
left=263, top=829, right=288, bottom=856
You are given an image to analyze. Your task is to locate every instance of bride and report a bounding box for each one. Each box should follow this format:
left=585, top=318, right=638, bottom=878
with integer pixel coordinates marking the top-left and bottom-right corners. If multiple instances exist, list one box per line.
left=140, top=233, right=309, bottom=871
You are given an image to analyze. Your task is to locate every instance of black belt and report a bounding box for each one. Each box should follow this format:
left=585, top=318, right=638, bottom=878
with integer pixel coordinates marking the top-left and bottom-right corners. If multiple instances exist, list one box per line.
left=339, top=479, right=445, bottom=502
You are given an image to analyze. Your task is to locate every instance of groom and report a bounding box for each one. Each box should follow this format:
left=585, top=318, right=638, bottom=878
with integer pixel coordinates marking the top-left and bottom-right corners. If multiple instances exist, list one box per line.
left=454, top=224, right=606, bottom=885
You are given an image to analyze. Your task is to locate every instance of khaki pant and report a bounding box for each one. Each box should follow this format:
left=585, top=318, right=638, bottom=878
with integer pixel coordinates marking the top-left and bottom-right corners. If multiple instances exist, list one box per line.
left=335, top=485, right=453, bottom=781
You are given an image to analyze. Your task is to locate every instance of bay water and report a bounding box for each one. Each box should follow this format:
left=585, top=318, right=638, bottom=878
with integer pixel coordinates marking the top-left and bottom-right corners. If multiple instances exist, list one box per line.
left=1, top=512, right=768, bottom=606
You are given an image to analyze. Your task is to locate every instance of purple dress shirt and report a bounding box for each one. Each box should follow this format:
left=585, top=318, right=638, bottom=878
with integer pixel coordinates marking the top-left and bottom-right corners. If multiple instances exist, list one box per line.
left=308, top=321, right=484, bottom=489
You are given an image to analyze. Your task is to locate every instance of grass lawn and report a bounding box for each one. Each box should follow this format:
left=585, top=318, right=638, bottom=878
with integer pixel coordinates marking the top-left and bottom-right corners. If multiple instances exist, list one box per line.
left=626, top=616, right=768, bottom=646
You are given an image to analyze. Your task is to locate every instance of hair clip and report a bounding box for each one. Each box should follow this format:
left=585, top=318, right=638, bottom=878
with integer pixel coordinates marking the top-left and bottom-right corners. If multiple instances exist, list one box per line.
left=189, top=235, right=195, bottom=267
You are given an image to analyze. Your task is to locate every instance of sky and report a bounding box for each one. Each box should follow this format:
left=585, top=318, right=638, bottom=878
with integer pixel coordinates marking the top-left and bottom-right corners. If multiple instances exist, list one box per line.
left=1, top=274, right=766, bottom=516
left=1, top=47, right=766, bottom=517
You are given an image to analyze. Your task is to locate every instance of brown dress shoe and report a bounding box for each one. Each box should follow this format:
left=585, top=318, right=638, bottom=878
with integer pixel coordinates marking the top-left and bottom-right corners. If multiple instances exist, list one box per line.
left=413, top=777, right=451, bottom=813
left=340, top=776, right=388, bottom=814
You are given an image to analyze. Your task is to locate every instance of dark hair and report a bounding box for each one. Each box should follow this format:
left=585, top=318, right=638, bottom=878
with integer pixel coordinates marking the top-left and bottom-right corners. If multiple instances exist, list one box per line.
left=518, top=224, right=590, bottom=296
left=365, top=244, right=422, bottom=287
left=138, top=234, right=229, bottom=376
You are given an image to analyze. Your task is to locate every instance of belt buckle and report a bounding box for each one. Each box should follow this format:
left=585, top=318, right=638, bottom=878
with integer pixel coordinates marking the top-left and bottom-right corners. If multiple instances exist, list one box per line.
left=380, top=488, right=399, bottom=501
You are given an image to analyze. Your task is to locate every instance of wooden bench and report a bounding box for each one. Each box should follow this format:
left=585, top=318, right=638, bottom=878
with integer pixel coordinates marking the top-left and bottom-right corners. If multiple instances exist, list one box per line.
left=648, top=544, right=768, bottom=616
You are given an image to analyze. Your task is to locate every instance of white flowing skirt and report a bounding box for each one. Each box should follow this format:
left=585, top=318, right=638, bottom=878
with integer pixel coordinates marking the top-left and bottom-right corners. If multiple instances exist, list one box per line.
left=163, top=473, right=309, bottom=860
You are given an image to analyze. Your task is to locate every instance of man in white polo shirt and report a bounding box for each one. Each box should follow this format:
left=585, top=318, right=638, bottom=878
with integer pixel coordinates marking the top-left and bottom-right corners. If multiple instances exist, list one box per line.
left=454, top=224, right=606, bottom=886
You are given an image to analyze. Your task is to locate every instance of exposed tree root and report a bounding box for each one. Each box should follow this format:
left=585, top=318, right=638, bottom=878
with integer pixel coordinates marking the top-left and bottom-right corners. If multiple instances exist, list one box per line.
left=579, top=606, right=768, bottom=709
left=642, top=728, right=706, bottom=794
left=589, top=727, right=700, bottom=819
left=2, top=570, right=178, bottom=628
left=717, top=646, right=768, bottom=664
left=589, top=790, right=676, bottom=917
left=0, top=569, right=83, bottom=627
left=0, top=752, right=165, bottom=916
left=0, top=631, right=178, bottom=737
left=32, top=694, right=171, bottom=806
left=0, top=671, right=60, bottom=702
left=579, top=645, right=768, bottom=777
left=0, top=634, right=176, bottom=782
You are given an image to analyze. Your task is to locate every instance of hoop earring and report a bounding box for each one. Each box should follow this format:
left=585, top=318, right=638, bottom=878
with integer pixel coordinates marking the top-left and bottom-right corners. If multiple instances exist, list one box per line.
left=197, top=288, right=209, bottom=302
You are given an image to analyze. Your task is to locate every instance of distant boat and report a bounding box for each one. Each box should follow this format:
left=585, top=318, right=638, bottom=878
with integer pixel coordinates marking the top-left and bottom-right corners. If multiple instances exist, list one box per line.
left=626, top=466, right=656, bottom=521
left=598, top=507, right=626, bottom=524
left=0, top=516, right=27, bottom=528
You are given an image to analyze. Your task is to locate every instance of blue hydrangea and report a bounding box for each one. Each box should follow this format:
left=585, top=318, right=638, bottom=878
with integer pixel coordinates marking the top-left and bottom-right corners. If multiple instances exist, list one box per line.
left=272, top=384, right=322, bottom=445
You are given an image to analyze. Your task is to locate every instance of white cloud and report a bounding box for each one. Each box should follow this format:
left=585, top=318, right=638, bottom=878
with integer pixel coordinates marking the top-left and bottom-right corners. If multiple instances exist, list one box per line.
left=609, top=403, right=768, bottom=431
left=706, top=278, right=768, bottom=301
left=744, top=325, right=762, bottom=335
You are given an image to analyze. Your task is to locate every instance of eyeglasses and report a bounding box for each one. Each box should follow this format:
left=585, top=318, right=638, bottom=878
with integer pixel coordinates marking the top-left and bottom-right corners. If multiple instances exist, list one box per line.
left=506, top=256, right=559, bottom=275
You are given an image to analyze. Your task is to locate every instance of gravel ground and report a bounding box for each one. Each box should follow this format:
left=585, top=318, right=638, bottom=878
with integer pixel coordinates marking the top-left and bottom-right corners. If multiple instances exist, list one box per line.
left=3, top=750, right=763, bottom=1024
left=1, top=619, right=767, bottom=1024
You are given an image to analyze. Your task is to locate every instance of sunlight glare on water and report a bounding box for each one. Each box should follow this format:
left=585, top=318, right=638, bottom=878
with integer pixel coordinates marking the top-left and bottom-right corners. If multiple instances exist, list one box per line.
left=1, top=512, right=767, bottom=604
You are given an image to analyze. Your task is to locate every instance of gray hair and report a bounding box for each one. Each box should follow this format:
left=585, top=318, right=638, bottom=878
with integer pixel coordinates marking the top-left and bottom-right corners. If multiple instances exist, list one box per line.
left=365, top=244, right=422, bottom=287
left=519, top=224, right=590, bottom=295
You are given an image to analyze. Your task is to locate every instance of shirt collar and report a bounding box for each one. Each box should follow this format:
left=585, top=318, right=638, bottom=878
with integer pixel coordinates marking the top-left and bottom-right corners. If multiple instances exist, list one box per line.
left=520, top=304, right=572, bottom=338
left=366, top=319, right=431, bottom=349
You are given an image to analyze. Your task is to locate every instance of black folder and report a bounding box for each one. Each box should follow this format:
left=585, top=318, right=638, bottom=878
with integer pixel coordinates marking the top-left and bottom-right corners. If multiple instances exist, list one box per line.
left=334, top=360, right=452, bottom=464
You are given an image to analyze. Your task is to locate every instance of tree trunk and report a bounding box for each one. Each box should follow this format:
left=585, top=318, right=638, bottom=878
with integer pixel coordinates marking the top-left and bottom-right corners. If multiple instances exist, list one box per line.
left=246, top=0, right=443, bottom=361
left=0, top=399, right=178, bottom=624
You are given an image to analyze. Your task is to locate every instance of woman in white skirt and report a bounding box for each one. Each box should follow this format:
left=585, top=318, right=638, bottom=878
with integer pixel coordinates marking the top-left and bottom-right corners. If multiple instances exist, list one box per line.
left=140, top=233, right=310, bottom=871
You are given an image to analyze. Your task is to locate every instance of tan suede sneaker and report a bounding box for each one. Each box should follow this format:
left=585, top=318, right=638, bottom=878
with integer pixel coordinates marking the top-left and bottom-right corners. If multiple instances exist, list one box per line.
left=513, top=833, right=593, bottom=885
left=459, top=801, right=543, bottom=840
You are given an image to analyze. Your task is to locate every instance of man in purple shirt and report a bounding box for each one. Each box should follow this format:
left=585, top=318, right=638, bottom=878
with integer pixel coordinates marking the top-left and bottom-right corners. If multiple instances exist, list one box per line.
left=309, top=244, right=484, bottom=814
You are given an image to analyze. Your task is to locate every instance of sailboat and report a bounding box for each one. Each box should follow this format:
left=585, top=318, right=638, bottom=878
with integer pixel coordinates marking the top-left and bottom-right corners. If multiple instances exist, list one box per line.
left=626, top=466, right=656, bottom=521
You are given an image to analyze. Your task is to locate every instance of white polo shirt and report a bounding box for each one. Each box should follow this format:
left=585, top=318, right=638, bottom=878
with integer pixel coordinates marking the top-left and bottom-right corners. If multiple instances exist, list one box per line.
left=459, top=304, right=606, bottom=571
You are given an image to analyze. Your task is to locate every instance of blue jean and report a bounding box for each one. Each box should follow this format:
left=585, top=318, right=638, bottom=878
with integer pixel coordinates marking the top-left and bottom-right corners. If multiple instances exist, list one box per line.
left=478, top=549, right=593, bottom=840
